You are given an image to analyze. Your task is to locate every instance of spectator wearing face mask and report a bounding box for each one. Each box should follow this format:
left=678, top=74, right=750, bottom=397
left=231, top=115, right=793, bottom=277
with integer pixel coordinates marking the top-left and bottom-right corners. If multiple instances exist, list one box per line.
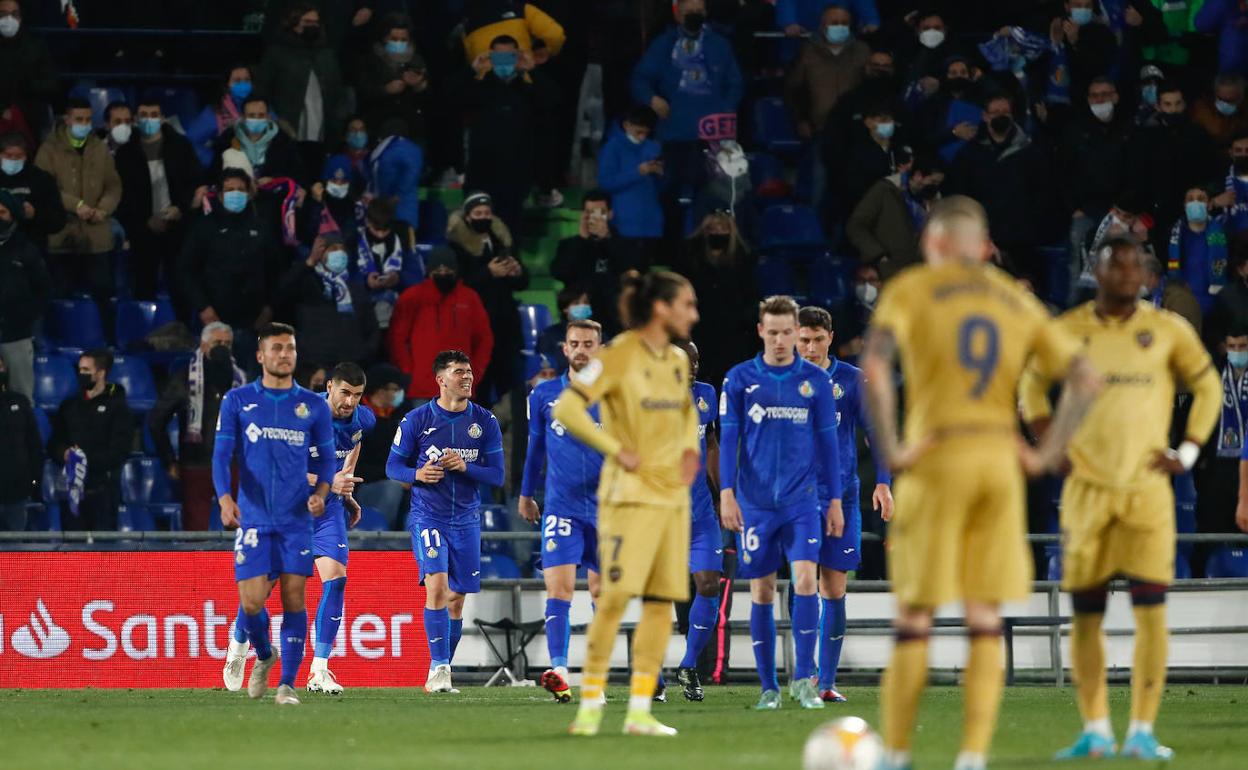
left=103, top=102, right=133, bottom=158
left=303, top=154, right=363, bottom=245
left=355, top=362, right=412, bottom=529
left=35, top=98, right=122, bottom=330
left=388, top=246, right=493, bottom=396
left=178, top=169, right=283, bottom=365
left=597, top=106, right=663, bottom=246
left=352, top=196, right=411, bottom=330
left=0, top=351, right=40, bottom=531
left=115, top=97, right=202, bottom=302
left=1050, top=0, right=1120, bottom=99
left=837, top=102, right=908, bottom=215
left=1135, top=64, right=1165, bottom=125
left=460, top=0, right=566, bottom=66
left=187, top=65, right=255, bottom=168
left=1192, top=73, right=1248, bottom=151
left=0, top=131, right=64, bottom=248
left=147, top=322, right=247, bottom=530
left=279, top=232, right=381, bottom=367
left=1075, top=190, right=1155, bottom=299
left=911, top=56, right=983, bottom=164
left=0, top=0, right=58, bottom=141
left=355, top=14, right=431, bottom=146
left=1207, top=245, right=1248, bottom=349
left=847, top=152, right=944, bottom=280
left=365, top=118, right=424, bottom=238
left=537, top=285, right=593, bottom=373
left=550, top=191, right=642, bottom=338
left=1169, top=184, right=1229, bottom=316
left=1195, top=0, right=1248, bottom=77
left=210, top=96, right=308, bottom=186
left=0, top=187, right=49, bottom=402
left=776, top=0, right=880, bottom=39
left=783, top=5, right=869, bottom=141
left=1219, top=132, right=1248, bottom=235
left=1196, top=328, right=1248, bottom=539
left=900, top=12, right=958, bottom=102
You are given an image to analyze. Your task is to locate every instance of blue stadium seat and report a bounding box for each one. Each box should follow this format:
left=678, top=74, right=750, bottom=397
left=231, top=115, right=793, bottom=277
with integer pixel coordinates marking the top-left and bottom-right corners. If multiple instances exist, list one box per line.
left=119, top=455, right=181, bottom=530
left=400, top=243, right=430, bottom=289
left=808, top=254, right=851, bottom=308
left=1173, top=551, right=1192, bottom=580
left=417, top=198, right=448, bottom=245
left=751, top=97, right=802, bottom=156
left=479, top=553, right=521, bottom=579
left=518, top=304, right=551, bottom=355
left=35, top=460, right=65, bottom=531
left=1174, top=472, right=1197, bottom=560
left=754, top=253, right=796, bottom=297
left=355, top=505, right=389, bottom=531
left=1206, top=547, right=1248, bottom=578
left=759, top=203, right=825, bottom=250
left=748, top=152, right=789, bottom=200
left=118, top=503, right=157, bottom=532
left=34, top=354, right=76, bottom=410
left=480, top=504, right=510, bottom=555
left=142, top=416, right=179, bottom=458
left=1044, top=545, right=1062, bottom=582
left=144, top=86, right=200, bottom=131
left=115, top=299, right=175, bottom=351
left=109, top=356, right=158, bottom=412
left=45, top=298, right=106, bottom=350
left=34, top=407, right=51, bottom=446
left=69, top=84, right=130, bottom=126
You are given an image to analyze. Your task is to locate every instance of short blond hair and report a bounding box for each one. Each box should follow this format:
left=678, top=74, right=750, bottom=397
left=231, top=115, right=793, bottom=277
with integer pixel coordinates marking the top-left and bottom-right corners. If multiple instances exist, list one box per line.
left=926, top=195, right=987, bottom=235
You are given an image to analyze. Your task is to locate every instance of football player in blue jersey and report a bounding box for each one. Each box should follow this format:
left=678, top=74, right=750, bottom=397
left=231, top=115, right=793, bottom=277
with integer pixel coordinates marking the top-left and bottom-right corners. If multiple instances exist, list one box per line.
left=213, top=323, right=337, bottom=706
left=305, top=362, right=376, bottom=695
left=719, top=296, right=843, bottom=711
left=519, top=320, right=605, bottom=703
left=796, top=306, right=893, bottom=703
left=386, top=350, right=505, bottom=694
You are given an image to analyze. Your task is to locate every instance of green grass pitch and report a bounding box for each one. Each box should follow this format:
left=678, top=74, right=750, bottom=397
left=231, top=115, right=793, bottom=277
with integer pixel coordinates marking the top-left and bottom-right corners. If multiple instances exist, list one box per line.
left=5, top=685, right=1245, bottom=769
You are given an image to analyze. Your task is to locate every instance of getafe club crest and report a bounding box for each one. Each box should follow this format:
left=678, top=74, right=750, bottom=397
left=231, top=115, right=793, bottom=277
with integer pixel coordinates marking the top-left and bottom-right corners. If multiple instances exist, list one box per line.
left=468, top=423, right=483, bottom=439
left=546, top=540, right=557, bottom=552
left=832, top=383, right=845, bottom=400
left=798, top=380, right=814, bottom=398
left=427, top=547, right=438, bottom=559
left=697, top=396, right=709, bottom=413
left=295, top=402, right=310, bottom=419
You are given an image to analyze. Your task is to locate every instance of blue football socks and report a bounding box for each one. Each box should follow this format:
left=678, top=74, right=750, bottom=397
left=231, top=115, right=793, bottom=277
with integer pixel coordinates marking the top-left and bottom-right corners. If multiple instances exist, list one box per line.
left=313, top=577, right=346, bottom=659
left=680, top=594, right=721, bottom=668
left=545, top=598, right=571, bottom=670
left=279, top=610, right=307, bottom=687
left=449, top=618, right=463, bottom=662
left=792, top=593, right=819, bottom=681
left=244, top=607, right=272, bottom=660
left=425, top=608, right=450, bottom=668
left=232, top=605, right=248, bottom=645
left=819, top=596, right=847, bottom=690
left=750, top=602, right=779, bottom=692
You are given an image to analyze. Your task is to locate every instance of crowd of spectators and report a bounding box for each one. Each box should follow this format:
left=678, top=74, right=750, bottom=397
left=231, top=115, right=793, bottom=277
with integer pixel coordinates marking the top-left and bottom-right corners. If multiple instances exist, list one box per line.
left=2, top=0, right=1248, bottom=574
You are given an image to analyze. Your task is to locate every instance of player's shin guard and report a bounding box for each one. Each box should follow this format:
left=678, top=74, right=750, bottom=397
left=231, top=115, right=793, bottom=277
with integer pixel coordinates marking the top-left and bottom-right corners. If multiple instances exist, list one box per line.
left=629, top=600, right=674, bottom=714
left=749, top=602, right=779, bottom=692
left=313, top=577, right=346, bottom=660
left=279, top=610, right=307, bottom=688
left=545, top=597, right=572, bottom=670
left=678, top=594, right=720, bottom=668
left=233, top=606, right=249, bottom=644
left=818, top=597, right=847, bottom=690
left=881, top=627, right=929, bottom=753
left=244, top=608, right=273, bottom=660
left=1071, top=588, right=1110, bottom=724
left=580, top=591, right=629, bottom=708
left=424, top=608, right=451, bottom=668
left=961, top=627, right=1005, bottom=756
left=792, top=593, right=819, bottom=681
left=1129, top=583, right=1168, bottom=727
left=449, top=618, right=463, bottom=663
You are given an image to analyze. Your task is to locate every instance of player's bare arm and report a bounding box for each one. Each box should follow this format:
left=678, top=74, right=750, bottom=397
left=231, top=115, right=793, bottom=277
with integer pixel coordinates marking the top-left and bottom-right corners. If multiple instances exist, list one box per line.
left=219, top=494, right=241, bottom=528
left=1020, top=355, right=1101, bottom=477
left=339, top=443, right=363, bottom=526
left=1150, top=357, right=1221, bottom=475
left=861, top=327, right=932, bottom=472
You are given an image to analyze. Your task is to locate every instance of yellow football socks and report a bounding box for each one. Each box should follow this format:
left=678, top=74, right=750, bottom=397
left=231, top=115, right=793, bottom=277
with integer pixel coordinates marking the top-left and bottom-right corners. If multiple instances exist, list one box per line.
left=628, top=600, right=674, bottom=712
left=1071, top=611, right=1110, bottom=722
left=961, top=632, right=1005, bottom=755
left=578, top=592, right=629, bottom=708
left=1130, top=603, right=1168, bottom=725
left=881, top=636, right=929, bottom=752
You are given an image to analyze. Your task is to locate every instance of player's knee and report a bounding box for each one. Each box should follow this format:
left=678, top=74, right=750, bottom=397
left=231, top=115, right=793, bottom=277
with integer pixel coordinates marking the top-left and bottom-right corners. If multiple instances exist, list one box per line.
left=792, top=572, right=818, bottom=596
left=1128, top=581, right=1167, bottom=607
left=895, top=605, right=933, bottom=638
left=819, top=570, right=847, bottom=600
left=1071, top=586, right=1109, bottom=615
left=751, top=581, right=776, bottom=605
left=693, top=572, right=720, bottom=598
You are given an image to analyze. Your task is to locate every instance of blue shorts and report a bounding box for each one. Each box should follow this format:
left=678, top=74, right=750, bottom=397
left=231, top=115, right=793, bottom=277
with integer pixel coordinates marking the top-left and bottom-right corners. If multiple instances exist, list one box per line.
left=312, top=501, right=350, bottom=566
left=541, top=511, right=598, bottom=571
left=689, top=508, right=723, bottom=574
left=409, top=518, right=481, bottom=595
left=233, top=525, right=314, bottom=582
left=735, top=501, right=822, bottom=580
left=818, top=502, right=862, bottom=572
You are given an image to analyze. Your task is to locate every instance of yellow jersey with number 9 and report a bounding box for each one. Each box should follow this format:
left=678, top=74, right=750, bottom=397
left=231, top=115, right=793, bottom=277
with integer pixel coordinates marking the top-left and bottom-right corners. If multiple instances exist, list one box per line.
left=871, top=262, right=1078, bottom=444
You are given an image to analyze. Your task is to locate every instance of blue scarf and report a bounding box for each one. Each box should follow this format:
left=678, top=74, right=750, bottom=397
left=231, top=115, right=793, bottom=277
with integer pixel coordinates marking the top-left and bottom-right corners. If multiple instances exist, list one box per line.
left=65, top=447, right=87, bottom=517
left=234, top=121, right=279, bottom=170
left=1169, top=217, right=1228, bottom=314
left=1225, top=167, right=1248, bottom=233
left=315, top=262, right=354, bottom=314
left=671, top=31, right=712, bottom=97
left=898, top=173, right=927, bottom=230
left=1219, top=364, right=1248, bottom=458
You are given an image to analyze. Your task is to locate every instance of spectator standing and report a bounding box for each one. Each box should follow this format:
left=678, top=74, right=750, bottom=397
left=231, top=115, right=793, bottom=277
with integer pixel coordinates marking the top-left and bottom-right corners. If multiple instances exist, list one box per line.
left=1197, top=329, right=1248, bottom=534
left=776, top=0, right=880, bottom=38
left=837, top=102, right=907, bottom=215
left=1206, top=246, right=1248, bottom=348
left=210, top=96, right=308, bottom=185
left=630, top=0, right=743, bottom=240
left=0, top=132, right=65, bottom=247
left=0, top=0, right=57, bottom=141
left=897, top=11, right=957, bottom=101
left=364, top=120, right=423, bottom=237
left=187, top=65, right=255, bottom=168
left=460, top=0, right=567, bottom=65
left=448, top=192, right=528, bottom=403
left=355, top=14, right=432, bottom=145
left=550, top=190, right=643, bottom=337
left=115, top=98, right=201, bottom=302
left=146, top=323, right=246, bottom=531
left=673, top=209, right=756, bottom=389
left=35, top=98, right=122, bottom=329
left=354, top=362, right=411, bottom=529
left=278, top=233, right=381, bottom=367
left=1169, top=185, right=1229, bottom=316
left=1221, top=132, right=1248, bottom=235
left=1143, top=251, right=1203, bottom=331
left=0, top=351, right=40, bottom=530
left=388, top=246, right=494, bottom=399
left=1195, top=0, right=1248, bottom=77
left=1051, top=0, right=1121, bottom=99
left=783, top=5, right=869, bottom=140
left=1192, top=73, right=1248, bottom=151
left=597, top=106, right=664, bottom=249
left=846, top=153, right=944, bottom=280
left=352, top=196, right=411, bottom=330
left=178, top=170, right=283, bottom=366
left=49, top=349, right=133, bottom=531
left=0, top=188, right=49, bottom=401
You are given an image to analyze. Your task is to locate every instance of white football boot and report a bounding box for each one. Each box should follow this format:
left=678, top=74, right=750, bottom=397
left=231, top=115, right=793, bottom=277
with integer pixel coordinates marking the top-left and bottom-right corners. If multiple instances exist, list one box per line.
left=247, top=649, right=279, bottom=699
left=424, top=664, right=459, bottom=694
left=222, top=638, right=250, bottom=692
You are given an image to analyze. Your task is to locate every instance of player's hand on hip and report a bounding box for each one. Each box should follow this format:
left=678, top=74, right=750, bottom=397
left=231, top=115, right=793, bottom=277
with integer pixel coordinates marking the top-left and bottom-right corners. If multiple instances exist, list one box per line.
left=518, top=495, right=540, bottom=524
left=308, top=494, right=326, bottom=517
left=719, top=490, right=744, bottom=533
left=331, top=469, right=363, bottom=496
left=439, top=450, right=467, bottom=473
left=873, top=483, right=894, bottom=522
left=219, top=495, right=240, bottom=528
left=416, top=459, right=445, bottom=483
left=1149, top=448, right=1186, bottom=476
left=615, top=449, right=641, bottom=472
left=826, top=499, right=845, bottom=537
left=679, top=448, right=700, bottom=486
left=344, top=495, right=362, bottom=527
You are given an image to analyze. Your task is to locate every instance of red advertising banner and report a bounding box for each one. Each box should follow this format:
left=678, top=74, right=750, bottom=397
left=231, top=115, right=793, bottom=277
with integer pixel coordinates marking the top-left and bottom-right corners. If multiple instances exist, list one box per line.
left=0, top=551, right=428, bottom=688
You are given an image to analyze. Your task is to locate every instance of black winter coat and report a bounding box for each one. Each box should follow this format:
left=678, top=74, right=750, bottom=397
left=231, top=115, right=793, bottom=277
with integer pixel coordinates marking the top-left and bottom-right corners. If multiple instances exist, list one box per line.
left=178, top=206, right=286, bottom=327
left=0, top=389, right=42, bottom=504
left=949, top=125, right=1050, bottom=248
left=114, top=127, right=202, bottom=238
left=1060, top=111, right=1132, bottom=216
left=0, top=229, right=51, bottom=343
left=0, top=162, right=65, bottom=245
left=49, top=384, right=133, bottom=489
left=277, top=262, right=381, bottom=368
left=550, top=236, right=644, bottom=337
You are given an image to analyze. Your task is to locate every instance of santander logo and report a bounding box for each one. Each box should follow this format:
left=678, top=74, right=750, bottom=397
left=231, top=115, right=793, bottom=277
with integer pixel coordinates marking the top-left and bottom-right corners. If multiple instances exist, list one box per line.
left=8, top=599, right=72, bottom=659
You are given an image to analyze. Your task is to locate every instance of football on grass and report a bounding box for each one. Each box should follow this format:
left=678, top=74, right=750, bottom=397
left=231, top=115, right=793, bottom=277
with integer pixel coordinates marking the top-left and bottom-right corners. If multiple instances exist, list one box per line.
left=802, top=716, right=884, bottom=770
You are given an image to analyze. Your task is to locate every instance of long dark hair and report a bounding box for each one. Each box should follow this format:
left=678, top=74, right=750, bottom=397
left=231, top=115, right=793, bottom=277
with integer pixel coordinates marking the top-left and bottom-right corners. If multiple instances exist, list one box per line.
left=618, top=270, right=691, bottom=329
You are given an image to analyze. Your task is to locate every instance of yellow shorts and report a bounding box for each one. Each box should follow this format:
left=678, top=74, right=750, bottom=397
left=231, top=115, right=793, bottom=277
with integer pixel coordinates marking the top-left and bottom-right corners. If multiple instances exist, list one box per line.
left=1059, top=476, right=1175, bottom=591
left=888, top=440, right=1031, bottom=608
left=596, top=501, right=690, bottom=602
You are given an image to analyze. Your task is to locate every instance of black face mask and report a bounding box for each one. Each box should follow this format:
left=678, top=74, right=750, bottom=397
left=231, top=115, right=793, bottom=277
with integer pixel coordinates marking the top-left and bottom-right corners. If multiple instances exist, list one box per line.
left=682, top=12, right=705, bottom=34
left=1158, top=111, right=1185, bottom=127
left=468, top=217, right=493, bottom=234
left=78, top=372, right=96, bottom=392
left=914, top=183, right=940, bottom=200
left=946, top=77, right=970, bottom=94
left=989, top=115, right=1013, bottom=135
left=205, top=345, right=233, bottom=386
left=433, top=273, right=457, bottom=294
left=1234, top=157, right=1248, bottom=176
left=301, top=25, right=320, bottom=42
left=707, top=232, right=730, bottom=250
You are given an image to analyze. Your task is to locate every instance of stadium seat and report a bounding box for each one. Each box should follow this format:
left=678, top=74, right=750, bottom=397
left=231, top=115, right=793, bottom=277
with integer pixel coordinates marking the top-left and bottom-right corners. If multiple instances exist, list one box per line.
left=807, top=254, right=851, bottom=309
left=109, top=356, right=158, bottom=413
left=32, top=406, right=51, bottom=446
left=119, top=456, right=182, bottom=530
left=400, top=243, right=430, bottom=290
left=1206, top=547, right=1248, bottom=578
left=479, top=553, right=521, bottom=579
left=518, top=304, right=551, bottom=355
left=748, top=152, right=790, bottom=200
left=754, top=253, right=797, bottom=297
left=480, top=504, right=510, bottom=555
left=34, top=354, right=77, bottom=411
left=1174, top=551, right=1192, bottom=580
left=35, top=460, right=64, bottom=531
left=758, top=203, right=825, bottom=249
left=417, top=198, right=449, bottom=245
left=70, top=84, right=130, bottom=126
left=45, top=298, right=106, bottom=350
left=115, top=299, right=176, bottom=352
left=355, top=505, right=389, bottom=531
left=144, top=86, right=200, bottom=130
left=1174, top=472, right=1197, bottom=560
left=142, top=416, right=179, bottom=458
left=1044, top=545, right=1062, bottom=582
left=751, top=97, right=802, bottom=156
left=117, top=503, right=157, bottom=532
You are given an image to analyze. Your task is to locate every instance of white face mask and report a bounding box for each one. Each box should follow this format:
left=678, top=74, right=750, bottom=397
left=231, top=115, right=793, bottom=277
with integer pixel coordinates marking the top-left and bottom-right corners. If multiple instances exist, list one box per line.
left=0, top=15, right=19, bottom=38
left=919, top=29, right=945, bottom=49
left=110, top=123, right=132, bottom=145
left=856, top=282, right=879, bottom=306
left=1089, top=101, right=1115, bottom=122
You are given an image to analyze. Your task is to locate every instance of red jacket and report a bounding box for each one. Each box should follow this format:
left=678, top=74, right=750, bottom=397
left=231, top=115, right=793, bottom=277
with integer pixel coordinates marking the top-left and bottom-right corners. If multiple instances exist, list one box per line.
left=388, top=279, right=494, bottom=398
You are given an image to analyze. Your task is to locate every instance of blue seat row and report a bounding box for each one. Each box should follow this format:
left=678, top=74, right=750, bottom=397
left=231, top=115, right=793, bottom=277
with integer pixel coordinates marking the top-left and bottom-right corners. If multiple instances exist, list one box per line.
left=35, top=352, right=158, bottom=413
left=41, top=297, right=177, bottom=352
